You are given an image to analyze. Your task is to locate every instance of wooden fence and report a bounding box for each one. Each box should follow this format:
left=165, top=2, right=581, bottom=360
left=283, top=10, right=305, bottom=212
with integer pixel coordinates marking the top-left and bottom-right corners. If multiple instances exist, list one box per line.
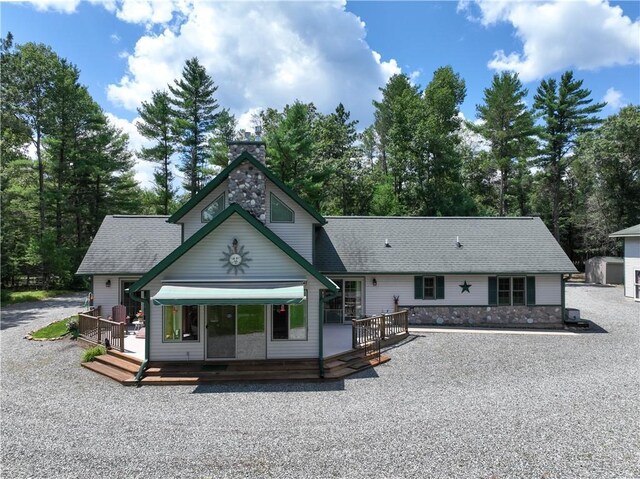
left=78, top=307, right=125, bottom=352
left=351, top=309, right=409, bottom=352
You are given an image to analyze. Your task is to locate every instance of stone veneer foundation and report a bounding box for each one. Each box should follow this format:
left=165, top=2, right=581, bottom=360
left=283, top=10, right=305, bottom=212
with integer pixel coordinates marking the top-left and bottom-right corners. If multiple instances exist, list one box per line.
left=404, top=305, right=564, bottom=329
left=227, top=142, right=267, bottom=223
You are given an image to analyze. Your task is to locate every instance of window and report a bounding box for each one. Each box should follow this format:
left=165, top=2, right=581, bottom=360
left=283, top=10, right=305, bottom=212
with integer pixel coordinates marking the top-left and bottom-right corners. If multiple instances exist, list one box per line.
left=414, top=275, right=445, bottom=300
left=497, top=277, right=526, bottom=306
left=270, top=193, right=294, bottom=223
left=423, top=276, right=436, bottom=300
left=201, top=193, right=225, bottom=222
left=163, top=305, right=199, bottom=341
left=272, top=301, right=307, bottom=340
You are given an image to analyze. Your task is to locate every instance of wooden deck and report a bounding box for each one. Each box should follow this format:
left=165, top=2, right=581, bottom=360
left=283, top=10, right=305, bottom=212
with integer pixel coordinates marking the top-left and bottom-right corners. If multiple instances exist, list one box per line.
left=80, top=348, right=392, bottom=386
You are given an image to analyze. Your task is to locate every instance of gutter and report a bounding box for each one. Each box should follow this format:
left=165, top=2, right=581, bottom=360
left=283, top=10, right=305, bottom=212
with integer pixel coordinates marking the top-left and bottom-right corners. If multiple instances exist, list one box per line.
left=318, top=289, right=340, bottom=379
left=128, top=288, right=150, bottom=385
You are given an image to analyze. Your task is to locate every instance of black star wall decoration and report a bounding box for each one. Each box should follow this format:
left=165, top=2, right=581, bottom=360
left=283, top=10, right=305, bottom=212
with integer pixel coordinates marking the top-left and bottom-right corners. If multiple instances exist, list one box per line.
left=459, top=280, right=472, bottom=293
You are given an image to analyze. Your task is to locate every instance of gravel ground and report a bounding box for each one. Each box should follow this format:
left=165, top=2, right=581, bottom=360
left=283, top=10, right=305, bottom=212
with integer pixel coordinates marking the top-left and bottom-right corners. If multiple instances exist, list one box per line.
left=1, top=286, right=638, bottom=478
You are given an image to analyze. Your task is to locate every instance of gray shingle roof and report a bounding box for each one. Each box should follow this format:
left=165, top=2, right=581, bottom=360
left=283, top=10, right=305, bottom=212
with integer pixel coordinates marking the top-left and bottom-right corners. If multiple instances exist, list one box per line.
left=314, top=216, right=577, bottom=274
left=76, top=216, right=182, bottom=275
left=610, top=224, right=640, bottom=237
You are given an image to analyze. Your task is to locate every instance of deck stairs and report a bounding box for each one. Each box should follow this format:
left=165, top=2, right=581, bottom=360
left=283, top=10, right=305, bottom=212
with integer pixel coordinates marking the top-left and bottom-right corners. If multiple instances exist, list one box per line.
left=80, top=348, right=390, bottom=386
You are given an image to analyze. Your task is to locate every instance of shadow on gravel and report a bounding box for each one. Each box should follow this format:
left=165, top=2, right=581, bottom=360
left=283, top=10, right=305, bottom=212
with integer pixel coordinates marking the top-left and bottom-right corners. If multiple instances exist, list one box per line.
left=566, top=319, right=608, bottom=334
left=0, top=295, right=85, bottom=331
left=192, top=380, right=347, bottom=394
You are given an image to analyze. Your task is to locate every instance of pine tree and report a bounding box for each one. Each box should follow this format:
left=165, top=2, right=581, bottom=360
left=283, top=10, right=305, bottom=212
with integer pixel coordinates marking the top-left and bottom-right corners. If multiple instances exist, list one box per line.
left=136, top=90, right=176, bottom=214
left=533, top=71, right=605, bottom=241
left=473, top=72, right=536, bottom=216
left=169, top=57, right=219, bottom=197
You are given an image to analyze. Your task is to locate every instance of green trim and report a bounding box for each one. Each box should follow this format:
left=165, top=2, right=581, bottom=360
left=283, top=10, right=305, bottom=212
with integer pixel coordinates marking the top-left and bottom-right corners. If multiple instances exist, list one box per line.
left=435, top=276, right=445, bottom=299
left=156, top=298, right=303, bottom=306
left=168, top=151, right=326, bottom=225
left=488, top=276, right=497, bottom=305
left=526, top=276, right=536, bottom=305
left=270, top=192, right=295, bottom=223
left=414, top=276, right=423, bottom=299
left=561, top=274, right=566, bottom=320
left=130, top=204, right=337, bottom=293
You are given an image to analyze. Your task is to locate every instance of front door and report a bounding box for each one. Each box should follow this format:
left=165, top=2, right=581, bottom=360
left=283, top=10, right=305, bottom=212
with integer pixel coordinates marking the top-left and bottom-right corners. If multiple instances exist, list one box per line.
left=206, top=305, right=236, bottom=359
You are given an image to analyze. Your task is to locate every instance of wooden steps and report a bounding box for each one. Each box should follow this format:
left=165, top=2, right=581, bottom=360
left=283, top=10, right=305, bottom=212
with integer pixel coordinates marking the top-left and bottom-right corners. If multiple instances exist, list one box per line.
left=80, top=349, right=142, bottom=384
left=81, top=347, right=391, bottom=386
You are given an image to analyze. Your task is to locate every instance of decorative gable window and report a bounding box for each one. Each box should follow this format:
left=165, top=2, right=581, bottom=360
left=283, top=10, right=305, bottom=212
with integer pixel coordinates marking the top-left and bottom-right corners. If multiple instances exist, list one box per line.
left=201, top=193, right=225, bottom=223
left=414, top=275, right=445, bottom=300
left=270, top=193, right=294, bottom=223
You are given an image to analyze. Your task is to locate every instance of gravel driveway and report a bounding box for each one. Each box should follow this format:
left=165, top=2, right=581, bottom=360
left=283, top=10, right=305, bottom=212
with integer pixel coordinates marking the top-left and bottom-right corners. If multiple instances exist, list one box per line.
left=1, top=286, right=638, bottom=478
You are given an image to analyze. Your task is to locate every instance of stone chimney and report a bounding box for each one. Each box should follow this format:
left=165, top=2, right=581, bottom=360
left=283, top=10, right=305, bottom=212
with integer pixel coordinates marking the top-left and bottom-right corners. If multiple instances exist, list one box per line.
left=227, top=141, right=267, bottom=223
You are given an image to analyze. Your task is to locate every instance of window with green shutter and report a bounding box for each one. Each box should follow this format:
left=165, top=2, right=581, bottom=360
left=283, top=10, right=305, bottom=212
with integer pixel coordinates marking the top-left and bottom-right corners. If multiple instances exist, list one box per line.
left=526, top=276, right=536, bottom=305
left=414, top=275, right=444, bottom=300
left=488, top=277, right=498, bottom=305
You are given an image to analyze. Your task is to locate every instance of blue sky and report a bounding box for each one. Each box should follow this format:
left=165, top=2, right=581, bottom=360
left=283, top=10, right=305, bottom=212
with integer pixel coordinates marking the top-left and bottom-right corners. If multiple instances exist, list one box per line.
left=3, top=0, right=639, bottom=185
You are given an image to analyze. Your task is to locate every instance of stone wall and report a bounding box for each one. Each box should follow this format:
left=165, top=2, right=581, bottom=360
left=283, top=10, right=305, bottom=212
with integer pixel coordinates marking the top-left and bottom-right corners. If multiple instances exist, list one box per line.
left=403, top=305, right=564, bottom=329
left=227, top=142, right=267, bottom=223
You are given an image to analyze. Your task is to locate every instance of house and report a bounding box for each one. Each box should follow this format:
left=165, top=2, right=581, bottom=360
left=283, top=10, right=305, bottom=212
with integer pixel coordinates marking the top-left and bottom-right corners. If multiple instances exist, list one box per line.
left=609, top=224, right=640, bottom=300
left=77, top=141, right=576, bottom=368
left=584, top=256, right=624, bottom=285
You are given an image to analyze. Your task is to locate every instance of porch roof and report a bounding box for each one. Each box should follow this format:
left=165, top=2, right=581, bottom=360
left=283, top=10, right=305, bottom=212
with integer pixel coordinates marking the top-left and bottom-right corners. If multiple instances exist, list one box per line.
left=151, top=284, right=305, bottom=305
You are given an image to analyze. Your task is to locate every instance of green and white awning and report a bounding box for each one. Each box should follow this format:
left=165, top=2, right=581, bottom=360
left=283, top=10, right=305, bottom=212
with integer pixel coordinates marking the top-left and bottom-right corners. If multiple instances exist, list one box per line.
left=151, top=284, right=305, bottom=306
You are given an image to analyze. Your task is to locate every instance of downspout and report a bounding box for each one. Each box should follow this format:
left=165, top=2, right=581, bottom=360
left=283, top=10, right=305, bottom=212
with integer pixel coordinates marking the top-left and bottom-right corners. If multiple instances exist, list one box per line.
left=128, top=288, right=150, bottom=384
left=318, top=290, right=340, bottom=379
left=561, top=273, right=566, bottom=323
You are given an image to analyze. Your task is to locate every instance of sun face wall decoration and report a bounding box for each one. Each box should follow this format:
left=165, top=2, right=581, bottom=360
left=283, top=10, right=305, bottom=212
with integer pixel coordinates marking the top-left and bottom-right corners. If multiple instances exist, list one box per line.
left=220, top=238, right=252, bottom=275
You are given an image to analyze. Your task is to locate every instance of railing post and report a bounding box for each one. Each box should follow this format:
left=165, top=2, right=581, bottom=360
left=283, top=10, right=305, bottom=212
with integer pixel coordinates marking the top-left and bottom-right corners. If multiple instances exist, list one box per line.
left=380, top=314, right=386, bottom=341
left=352, top=323, right=357, bottom=349
left=120, top=323, right=125, bottom=352
left=97, top=317, right=101, bottom=344
left=404, top=310, right=409, bottom=333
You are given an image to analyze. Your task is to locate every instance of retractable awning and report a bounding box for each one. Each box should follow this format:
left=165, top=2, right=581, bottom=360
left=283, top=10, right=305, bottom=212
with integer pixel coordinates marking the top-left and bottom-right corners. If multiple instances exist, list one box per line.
left=151, top=284, right=305, bottom=306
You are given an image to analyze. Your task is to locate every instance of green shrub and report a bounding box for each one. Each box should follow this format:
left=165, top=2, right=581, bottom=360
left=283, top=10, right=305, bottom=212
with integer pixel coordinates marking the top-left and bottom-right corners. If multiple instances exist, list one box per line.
left=81, top=345, right=107, bottom=363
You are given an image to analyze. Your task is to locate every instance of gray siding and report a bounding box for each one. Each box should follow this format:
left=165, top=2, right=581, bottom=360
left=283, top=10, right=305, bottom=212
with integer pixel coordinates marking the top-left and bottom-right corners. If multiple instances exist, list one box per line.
left=265, top=181, right=315, bottom=263
left=181, top=183, right=227, bottom=241
left=92, top=275, right=141, bottom=317
left=624, top=238, right=640, bottom=298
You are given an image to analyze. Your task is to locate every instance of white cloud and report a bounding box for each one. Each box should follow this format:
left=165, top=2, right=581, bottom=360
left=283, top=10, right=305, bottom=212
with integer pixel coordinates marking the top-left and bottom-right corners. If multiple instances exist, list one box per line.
left=460, top=0, right=640, bottom=82
left=110, top=33, right=120, bottom=43
left=104, top=113, right=155, bottom=188
left=603, top=87, right=625, bottom=110
left=105, top=1, right=399, bottom=126
left=24, top=0, right=81, bottom=14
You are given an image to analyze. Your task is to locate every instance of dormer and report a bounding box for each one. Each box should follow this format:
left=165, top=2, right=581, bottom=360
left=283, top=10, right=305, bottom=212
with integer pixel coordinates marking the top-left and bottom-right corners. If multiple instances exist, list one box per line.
left=167, top=141, right=325, bottom=263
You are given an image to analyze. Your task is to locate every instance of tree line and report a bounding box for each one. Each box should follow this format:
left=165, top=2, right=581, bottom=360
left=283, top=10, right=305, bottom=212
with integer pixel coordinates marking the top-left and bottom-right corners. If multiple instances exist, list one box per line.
left=2, top=35, right=638, bottom=288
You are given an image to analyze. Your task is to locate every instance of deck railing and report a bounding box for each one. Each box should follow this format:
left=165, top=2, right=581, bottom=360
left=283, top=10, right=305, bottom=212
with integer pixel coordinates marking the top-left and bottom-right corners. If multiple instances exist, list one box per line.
left=351, top=309, right=409, bottom=352
left=78, top=308, right=125, bottom=352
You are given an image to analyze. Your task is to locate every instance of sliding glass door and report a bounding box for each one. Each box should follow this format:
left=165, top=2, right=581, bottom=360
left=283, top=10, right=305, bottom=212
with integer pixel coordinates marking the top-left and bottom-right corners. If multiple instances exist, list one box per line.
left=206, top=305, right=266, bottom=360
left=324, top=279, right=364, bottom=323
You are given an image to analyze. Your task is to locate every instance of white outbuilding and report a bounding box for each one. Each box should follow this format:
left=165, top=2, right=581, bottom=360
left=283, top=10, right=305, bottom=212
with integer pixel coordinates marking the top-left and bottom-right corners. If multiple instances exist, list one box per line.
left=610, top=224, right=640, bottom=301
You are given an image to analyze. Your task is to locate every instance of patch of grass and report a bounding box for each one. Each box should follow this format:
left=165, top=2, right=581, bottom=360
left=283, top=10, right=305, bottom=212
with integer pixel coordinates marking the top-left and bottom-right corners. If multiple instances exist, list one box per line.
left=31, top=315, right=78, bottom=339
left=1, top=290, right=73, bottom=306
left=81, top=345, right=107, bottom=362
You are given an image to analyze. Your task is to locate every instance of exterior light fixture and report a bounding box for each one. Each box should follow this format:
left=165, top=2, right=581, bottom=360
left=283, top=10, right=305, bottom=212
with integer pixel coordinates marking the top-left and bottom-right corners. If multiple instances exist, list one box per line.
left=279, top=304, right=286, bottom=313
left=372, top=278, right=377, bottom=286
left=106, top=279, right=111, bottom=287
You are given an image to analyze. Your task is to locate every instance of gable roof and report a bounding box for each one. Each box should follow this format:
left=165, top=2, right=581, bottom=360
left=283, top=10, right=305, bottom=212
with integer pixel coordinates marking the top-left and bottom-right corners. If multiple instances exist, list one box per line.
left=314, top=216, right=577, bottom=274
left=76, top=216, right=182, bottom=275
left=130, top=204, right=337, bottom=293
left=609, top=224, right=640, bottom=237
left=168, top=151, right=326, bottom=225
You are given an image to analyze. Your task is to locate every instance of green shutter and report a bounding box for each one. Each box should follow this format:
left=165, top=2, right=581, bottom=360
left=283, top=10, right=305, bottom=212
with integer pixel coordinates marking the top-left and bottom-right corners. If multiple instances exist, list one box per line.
left=414, top=276, right=423, bottom=299
left=436, top=276, right=445, bottom=299
left=526, top=276, right=536, bottom=305
left=488, top=276, right=497, bottom=305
